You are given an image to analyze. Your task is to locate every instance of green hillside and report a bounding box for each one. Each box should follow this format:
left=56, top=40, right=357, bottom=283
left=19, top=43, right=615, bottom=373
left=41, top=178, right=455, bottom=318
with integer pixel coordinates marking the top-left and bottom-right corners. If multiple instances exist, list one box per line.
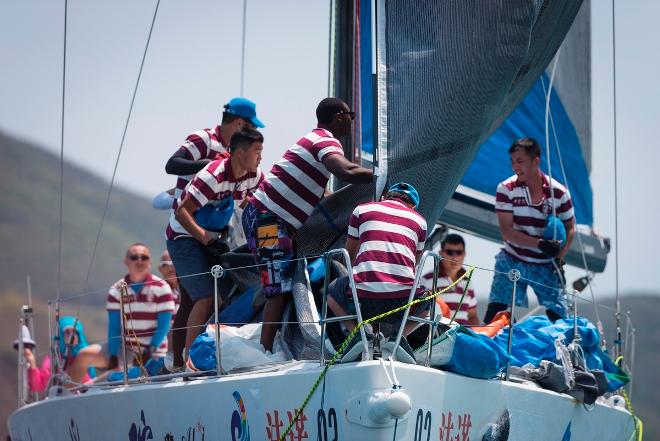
left=0, top=130, right=169, bottom=304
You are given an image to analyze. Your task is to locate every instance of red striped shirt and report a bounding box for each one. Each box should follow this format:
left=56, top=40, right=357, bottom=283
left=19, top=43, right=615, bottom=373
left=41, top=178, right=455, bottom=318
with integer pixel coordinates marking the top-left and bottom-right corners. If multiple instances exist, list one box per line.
left=348, top=200, right=427, bottom=299
left=106, top=273, right=175, bottom=357
left=495, top=173, right=574, bottom=264
left=172, top=126, right=230, bottom=203
left=250, top=128, right=344, bottom=230
left=421, top=268, right=476, bottom=325
left=167, top=157, right=264, bottom=239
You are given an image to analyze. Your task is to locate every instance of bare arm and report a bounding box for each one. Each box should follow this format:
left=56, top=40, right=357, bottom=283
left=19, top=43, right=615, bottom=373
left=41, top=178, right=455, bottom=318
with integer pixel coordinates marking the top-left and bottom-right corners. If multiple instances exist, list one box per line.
left=174, top=196, right=216, bottom=245
left=346, top=237, right=360, bottom=265
left=557, top=217, right=576, bottom=260
left=323, top=154, right=373, bottom=184
left=165, top=149, right=212, bottom=176
left=496, top=211, right=541, bottom=248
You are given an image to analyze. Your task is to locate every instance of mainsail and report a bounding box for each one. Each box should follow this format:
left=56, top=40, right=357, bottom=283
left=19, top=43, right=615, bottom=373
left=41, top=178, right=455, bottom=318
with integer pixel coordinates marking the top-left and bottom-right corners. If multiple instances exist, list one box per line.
left=300, top=0, right=608, bottom=272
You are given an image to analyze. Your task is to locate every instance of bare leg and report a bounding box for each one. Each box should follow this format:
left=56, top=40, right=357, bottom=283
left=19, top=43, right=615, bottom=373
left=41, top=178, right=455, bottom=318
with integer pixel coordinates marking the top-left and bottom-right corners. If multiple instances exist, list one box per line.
left=185, top=297, right=216, bottom=350
left=260, top=295, right=289, bottom=352
left=68, top=344, right=108, bottom=383
left=327, top=296, right=357, bottom=332
left=172, top=287, right=193, bottom=367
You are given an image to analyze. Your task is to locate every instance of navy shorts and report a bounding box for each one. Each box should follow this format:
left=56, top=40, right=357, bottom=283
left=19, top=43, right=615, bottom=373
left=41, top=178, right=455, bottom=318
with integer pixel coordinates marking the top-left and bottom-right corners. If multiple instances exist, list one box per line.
left=166, top=237, right=232, bottom=302
left=328, top=276, right=430, bottom=337
left=242, top=203, right=296, bottom=298
left=488, top=250, right=567, bottom=318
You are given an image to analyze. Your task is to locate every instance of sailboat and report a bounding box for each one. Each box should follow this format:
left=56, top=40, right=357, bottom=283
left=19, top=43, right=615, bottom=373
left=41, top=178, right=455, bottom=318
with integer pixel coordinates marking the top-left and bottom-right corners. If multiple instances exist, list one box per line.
left=8, top=1, right=640, bottom=440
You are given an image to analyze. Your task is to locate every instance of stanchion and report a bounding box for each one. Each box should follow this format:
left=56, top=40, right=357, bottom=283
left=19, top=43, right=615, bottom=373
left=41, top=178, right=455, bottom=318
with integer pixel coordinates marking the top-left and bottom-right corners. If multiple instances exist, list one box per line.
left=504, top=269, right=521, bottom=381
left=211, top=265, right=225, bottom=375
left=118, top=282, right=130, bottom=386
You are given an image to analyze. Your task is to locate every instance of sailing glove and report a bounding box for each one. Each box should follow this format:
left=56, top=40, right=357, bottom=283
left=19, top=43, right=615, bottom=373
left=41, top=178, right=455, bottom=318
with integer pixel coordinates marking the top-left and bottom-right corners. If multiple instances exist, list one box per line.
left=134, top=347, right=152, bottom=366
left=108, top=355, right=119, bottom=370
left=538, top=239, right=561, bottom=258
left=206, top=237, right=230, bottom=257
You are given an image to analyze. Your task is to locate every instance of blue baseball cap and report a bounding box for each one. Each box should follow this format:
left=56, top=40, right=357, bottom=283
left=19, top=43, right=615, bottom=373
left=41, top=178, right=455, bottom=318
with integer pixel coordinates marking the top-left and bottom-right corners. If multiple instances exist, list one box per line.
left=224, top=97, right=265, bottom=128
left=387, top=182, right=420, bottom=209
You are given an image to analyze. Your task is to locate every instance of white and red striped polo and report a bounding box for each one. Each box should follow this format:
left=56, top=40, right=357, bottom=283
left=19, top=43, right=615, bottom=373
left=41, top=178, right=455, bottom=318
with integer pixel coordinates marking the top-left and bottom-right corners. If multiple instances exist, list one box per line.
left=495, top=173, right=574, bottom=264
left=250, top=128, right=344, bottom=230
left=172, top=127, right=230, bottom=203
left=106, top=273, right=175, bottom=357
left=421, top=268, right=477, bottom=325
left=348, top=199, right=427, bottom=299
left=166, top=156, right=264, bottom=239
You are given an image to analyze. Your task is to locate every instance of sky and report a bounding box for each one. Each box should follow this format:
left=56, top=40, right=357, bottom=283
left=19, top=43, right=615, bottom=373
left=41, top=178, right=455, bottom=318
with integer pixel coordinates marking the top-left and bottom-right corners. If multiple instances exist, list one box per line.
left=1, top=0, right=658, bottom=310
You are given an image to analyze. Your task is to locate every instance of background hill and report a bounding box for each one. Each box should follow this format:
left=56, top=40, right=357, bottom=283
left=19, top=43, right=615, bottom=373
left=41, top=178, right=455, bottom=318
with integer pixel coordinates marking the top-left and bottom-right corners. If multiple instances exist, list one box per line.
left=0, top=132, right=657, bottom=439
left=0, top=131, right=168, bottom=436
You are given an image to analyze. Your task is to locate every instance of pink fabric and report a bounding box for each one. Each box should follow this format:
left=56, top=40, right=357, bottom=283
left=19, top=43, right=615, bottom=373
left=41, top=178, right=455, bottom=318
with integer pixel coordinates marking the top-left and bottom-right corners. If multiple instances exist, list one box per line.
left=27, top=355, right=92, bottom=392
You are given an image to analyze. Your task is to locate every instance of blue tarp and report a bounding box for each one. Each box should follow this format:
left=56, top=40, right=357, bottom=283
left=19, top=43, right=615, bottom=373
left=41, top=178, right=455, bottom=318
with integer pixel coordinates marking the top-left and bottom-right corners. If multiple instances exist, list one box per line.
left=492, top=316, right=628, bottom=391
left=461, top=74, right=593, bottom=225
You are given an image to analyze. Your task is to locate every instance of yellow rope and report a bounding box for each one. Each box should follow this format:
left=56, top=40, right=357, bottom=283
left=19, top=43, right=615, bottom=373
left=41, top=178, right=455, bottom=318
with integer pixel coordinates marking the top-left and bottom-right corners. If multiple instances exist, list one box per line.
left=613, top=356, right=643, bottom=441
left=279, top=267, right=475, bottom=441
left=119, top=283, right=147, bottom=376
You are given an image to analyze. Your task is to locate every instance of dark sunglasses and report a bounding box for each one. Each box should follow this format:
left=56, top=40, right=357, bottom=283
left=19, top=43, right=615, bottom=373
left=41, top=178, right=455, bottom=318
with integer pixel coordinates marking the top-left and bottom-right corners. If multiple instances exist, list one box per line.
left=129, top=254, right=150, bottom=261
left=336, top=110, right=356, bottom=121
left=442, top=249, right=464, bottom=256
left=241, top=118, right=257, bottom=130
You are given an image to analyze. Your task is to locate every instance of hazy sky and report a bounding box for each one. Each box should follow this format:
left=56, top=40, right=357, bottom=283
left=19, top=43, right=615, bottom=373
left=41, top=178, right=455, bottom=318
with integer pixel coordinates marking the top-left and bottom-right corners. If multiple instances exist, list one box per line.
left=1, top=1, right=658, bottom=310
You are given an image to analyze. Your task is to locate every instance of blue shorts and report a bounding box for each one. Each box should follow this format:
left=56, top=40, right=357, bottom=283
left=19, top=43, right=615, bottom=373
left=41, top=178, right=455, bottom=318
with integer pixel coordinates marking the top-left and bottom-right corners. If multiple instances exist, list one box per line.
left=488, top=250, right=567, bottom=317
left=166, top=237, right=232, bottom=302
left=242, top=203, right=296, bottom=298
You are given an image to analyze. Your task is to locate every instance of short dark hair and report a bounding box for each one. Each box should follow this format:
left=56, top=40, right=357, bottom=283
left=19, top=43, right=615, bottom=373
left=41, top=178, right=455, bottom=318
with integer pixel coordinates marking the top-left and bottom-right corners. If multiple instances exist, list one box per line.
left=230, top=128, right=264, bottom=153
left=126, top=243, right=149, bottom=256
left=221, top=112, right=240, bottom=125
left=384, top=191, right=414, bottom=207
left=316, top=97, right=348, bottom=124
left=508, top=137, right=541, bottom=159
left=441, top=234, right=465, bottom=250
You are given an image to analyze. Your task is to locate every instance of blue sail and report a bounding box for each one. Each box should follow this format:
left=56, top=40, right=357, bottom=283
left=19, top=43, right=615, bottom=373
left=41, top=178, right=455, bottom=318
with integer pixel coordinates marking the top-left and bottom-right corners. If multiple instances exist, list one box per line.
left=461, top=73, right=593, bottom=225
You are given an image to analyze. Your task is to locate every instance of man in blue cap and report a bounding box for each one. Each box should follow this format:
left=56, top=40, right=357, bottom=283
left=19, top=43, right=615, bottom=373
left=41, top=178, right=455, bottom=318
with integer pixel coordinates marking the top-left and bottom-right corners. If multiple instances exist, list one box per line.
left=164, top=97, right=264, bottom=368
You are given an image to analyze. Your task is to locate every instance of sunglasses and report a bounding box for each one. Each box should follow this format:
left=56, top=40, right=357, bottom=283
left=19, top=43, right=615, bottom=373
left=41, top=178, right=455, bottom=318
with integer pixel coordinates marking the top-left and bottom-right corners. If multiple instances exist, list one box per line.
left=159, top=260, right=174, bottom=267
left=336, top=110, right=356, bottom=120
left=129, top=254, right=150, bottom=261
left=442, top=249, right=464, bottom=256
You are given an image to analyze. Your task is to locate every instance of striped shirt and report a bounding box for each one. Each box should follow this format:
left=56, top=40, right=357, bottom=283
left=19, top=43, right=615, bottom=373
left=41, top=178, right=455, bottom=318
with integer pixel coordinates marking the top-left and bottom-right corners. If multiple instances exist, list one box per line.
left=421, top=268, right=476, bottom=325
left=348, top=199, right=427, bottom=299
left=107, top=273, right=175, bottom=357
left=495, top=173, right=574, bottom=263
left=166, top=157, right=264, bottom=239
left=172, top=126, right=230, bottom=203
left=250, top=128, right=344, bottom=230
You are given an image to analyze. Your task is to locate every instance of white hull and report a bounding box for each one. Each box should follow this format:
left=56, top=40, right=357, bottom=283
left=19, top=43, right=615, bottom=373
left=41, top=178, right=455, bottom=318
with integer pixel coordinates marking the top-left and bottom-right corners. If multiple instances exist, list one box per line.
left=8, top=361, right=636, bottom=441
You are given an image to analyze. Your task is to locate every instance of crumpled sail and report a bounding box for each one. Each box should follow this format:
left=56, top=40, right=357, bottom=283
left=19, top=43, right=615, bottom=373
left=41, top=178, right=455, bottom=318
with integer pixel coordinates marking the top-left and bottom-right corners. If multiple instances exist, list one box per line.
left=298, top=0, right=584, bottom=256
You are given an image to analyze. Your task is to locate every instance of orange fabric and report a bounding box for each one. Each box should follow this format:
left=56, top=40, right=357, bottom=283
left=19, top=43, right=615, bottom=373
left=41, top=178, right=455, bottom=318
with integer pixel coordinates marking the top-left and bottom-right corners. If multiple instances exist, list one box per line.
left=435, top=297, right=452, bottom=319
left=472, top=311, right=510, bottom=337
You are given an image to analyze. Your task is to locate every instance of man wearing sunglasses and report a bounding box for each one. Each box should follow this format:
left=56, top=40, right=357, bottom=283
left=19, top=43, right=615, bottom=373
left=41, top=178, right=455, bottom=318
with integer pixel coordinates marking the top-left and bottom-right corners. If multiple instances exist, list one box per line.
left=106, top=243, right=175, bottom=374
left=243, top=97, right=373, bottom=353
left=421, top=234, right=479, bottom=326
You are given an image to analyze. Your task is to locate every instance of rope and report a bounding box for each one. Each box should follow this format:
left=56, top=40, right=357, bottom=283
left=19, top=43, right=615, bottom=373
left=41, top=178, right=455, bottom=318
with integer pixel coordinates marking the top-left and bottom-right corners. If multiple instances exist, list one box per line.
left=544, top=51, right=560, bottom=233
left=57, top=0, right=68, bottom=303
left=80, top=0, right=161, bottom=295
left=279, top=267, right=474, bottom=441
left=540, top=75, right=605, bottom=345
left=239, top=0, right=248, bottom=96
left=611, top=0, right=622, bottom=360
